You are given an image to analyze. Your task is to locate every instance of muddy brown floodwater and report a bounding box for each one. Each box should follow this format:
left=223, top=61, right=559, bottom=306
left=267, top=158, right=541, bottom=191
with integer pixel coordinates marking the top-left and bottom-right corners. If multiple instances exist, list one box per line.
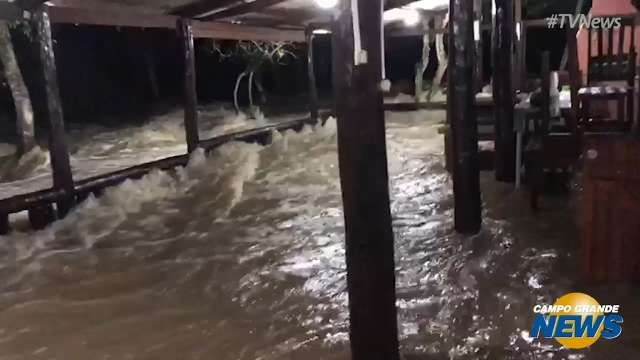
left=0, top=109, right=638, bottom=359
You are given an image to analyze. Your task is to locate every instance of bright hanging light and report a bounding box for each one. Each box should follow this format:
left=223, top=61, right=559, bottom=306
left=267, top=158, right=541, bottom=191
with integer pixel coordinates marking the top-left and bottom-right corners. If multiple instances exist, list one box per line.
left=383, top=8, right=421, bottom=27
left=313, top=29, right=332, bottom=35
left=315, top=0, right=338, bottom=9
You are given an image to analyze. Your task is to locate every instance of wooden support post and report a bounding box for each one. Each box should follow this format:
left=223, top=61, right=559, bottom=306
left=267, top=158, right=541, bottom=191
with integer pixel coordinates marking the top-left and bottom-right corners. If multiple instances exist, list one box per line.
left=449, top=0, right=482, bottom=233
left=513, top=0, right=524, bottom=90
left=33, top=6, right=75, bottom=217
left=492, top=0, right=516, bottom=182
left=521, top=22, right=527, bottom=88
left=474, top=0, right=484, bottom=91
left=0, top=212, right=8, bottom=235
left=306, top=27, right=319, bottom=121
left=332, top=0, right=400, bottom=358
left=29, top=204, right=55, bottom=230
left=178, top=18, right=200, bottom=153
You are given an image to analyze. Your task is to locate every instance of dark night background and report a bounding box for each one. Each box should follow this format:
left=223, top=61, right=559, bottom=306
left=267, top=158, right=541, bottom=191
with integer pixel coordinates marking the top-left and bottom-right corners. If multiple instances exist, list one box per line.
left=0, top=0, right=587, bottom=141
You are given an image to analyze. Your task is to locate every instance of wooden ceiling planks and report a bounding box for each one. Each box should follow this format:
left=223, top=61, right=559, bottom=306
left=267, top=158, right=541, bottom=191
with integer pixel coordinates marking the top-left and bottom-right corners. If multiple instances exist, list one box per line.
left=169, top=0, right=238, bottom=17
left=0, top=2, right=305, bottom=42
left=200, top=0, right=291, bottom=20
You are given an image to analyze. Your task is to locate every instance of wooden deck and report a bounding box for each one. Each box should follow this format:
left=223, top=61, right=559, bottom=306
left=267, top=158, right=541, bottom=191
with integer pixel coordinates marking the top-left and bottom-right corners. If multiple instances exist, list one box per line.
left=0, top=115, right=322, bottom=233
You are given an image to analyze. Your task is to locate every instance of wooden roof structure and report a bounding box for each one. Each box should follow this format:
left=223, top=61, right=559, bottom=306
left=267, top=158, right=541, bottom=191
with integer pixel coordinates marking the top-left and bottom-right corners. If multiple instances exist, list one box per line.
left=0, top=0, right=450, bottom=42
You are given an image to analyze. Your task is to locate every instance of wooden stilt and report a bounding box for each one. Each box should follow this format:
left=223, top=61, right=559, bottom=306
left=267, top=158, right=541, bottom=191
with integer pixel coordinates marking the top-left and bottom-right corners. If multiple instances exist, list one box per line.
left=513, top=0, right=524, bottom=90
left=28, top=204, right=55, bottom=230
left=0, top=212, right=8, bottom=235
left=177, top=18, right=200, bottom=153
left=332, top=0, right=400, bottom=358
left=474, top=0, right=484, bottom=91
left=449, top=0, right=482, bottom=233
left=305, top=27, right=319, bottom=121
left=492, top=0, right=516, bottom=182
left=33, top=6, right=75, bottom=217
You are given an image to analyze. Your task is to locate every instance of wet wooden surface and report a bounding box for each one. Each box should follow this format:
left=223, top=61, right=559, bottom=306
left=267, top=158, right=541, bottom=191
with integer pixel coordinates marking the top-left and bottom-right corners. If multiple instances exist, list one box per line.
left=582, top=134, right=640, bottom=283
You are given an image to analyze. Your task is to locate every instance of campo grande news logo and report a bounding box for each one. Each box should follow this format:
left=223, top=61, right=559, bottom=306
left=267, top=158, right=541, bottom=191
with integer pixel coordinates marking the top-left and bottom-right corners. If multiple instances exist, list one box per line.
left=530, top=293, right=623, bottom=349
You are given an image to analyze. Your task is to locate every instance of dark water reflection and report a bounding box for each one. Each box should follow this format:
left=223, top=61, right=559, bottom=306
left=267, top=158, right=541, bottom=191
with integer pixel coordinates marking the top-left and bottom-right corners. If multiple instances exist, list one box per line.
left=0, top=110, right=637, bottom=359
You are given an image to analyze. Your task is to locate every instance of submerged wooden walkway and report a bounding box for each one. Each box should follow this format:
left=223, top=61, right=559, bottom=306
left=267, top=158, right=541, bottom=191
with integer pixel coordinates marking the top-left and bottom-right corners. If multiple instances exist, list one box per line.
left=0, top=115, right=322, bottom=233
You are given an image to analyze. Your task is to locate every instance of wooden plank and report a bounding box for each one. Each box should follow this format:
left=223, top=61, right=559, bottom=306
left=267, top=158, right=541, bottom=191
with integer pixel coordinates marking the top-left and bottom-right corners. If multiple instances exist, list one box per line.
left=582, top=135, right=640, bottom=283
left=170, top=0, right=238, bottom=18
left=192, top=21, right=305, bottom=41
left=201, top=0, right=289, bottom=21
left=33, top=6, right=75, bottom=217
left=178, top=18, right=200, bottom=153
left=492, top=0, right=516, bottom=182
left=306, top=27, right=319, bottom=121
left=48, top=6, right=177, bottom=28
left=46, top=6, right=305, bottom=42
left=263, top=8, right=332, bottom=27
left=449, top=0, right=482, bottom=233
left=333, top=0, right=400, bottom=358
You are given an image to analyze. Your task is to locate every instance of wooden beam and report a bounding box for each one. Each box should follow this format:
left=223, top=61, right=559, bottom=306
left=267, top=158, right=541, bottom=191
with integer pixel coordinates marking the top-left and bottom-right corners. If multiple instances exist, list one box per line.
left=33, top=6, right=75, bottom=217
left=333, top=0, right=400, bottom=358
left=170, top=0, right=237, bottom=18
left=192, top=20, right=305, bottom=41
left=50, top=0, right=165, bottom=14
left=201, top=0, right=289, bottom=21
left=449, top=0, right=482, bottom=233
left=306, top=27, right=319, bottom=121
left=178, top=18, right=200, bottom=153
left=263, top=8, right=332, bottom=27
left=492, top=0, right=516, bottom=182
left=15, top=0, right=47, bottom=10
left=45, top=6, right=305, bottom=42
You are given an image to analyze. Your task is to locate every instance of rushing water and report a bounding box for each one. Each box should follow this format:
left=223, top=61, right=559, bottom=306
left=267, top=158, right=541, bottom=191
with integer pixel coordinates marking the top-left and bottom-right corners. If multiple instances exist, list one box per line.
left=0, top=109, right=638, bottom=360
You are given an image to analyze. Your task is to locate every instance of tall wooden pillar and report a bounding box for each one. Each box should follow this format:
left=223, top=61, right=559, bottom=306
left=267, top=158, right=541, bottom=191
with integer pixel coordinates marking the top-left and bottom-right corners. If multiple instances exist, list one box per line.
left=492, top=0, right=516, bottom=182
left=449, top=0, right=482, bottom=233
left=33, top=6, right=75, bottom=217
left=474, top=0, right=484, bottom=91
left=177, top=18, right=199, bottom=153
left=513, top=0, right=524, bottom=90
left=332, top=0, right=400, bottom=358
left=306, top=27, right=319, bottom=121
left=0, top=212, right=8, bottom=235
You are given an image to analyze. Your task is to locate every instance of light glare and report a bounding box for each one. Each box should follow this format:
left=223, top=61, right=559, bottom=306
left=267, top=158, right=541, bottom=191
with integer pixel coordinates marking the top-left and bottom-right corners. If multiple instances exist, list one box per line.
left=384, top=8, right=421, bottom=27
left=315, top=0, right=338, bottom=9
